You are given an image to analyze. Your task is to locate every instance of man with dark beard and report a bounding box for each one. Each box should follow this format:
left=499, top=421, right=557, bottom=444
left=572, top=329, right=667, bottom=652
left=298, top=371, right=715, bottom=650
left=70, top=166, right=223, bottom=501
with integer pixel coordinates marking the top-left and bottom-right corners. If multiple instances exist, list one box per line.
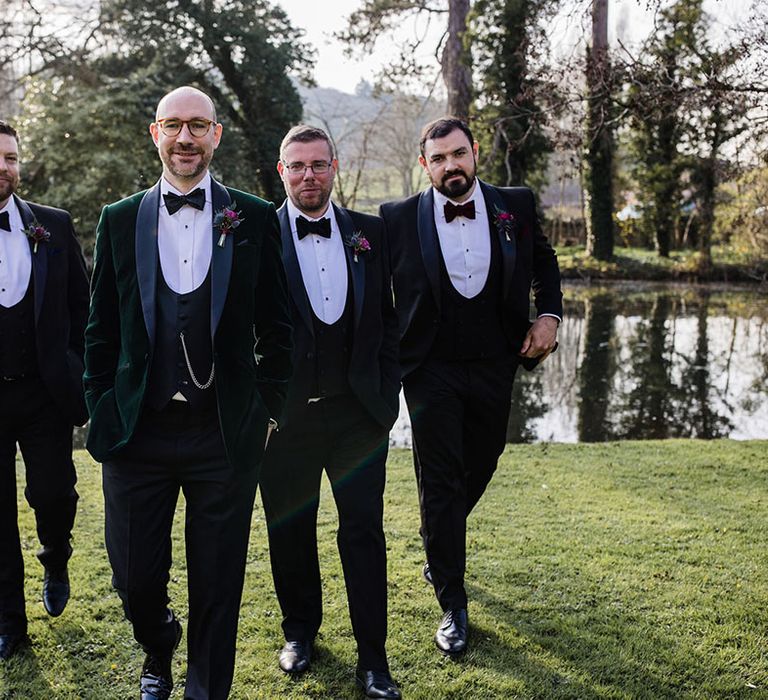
left=379, top=118, right=562, bottom=657
left=84, top=86, right=292, bottom=699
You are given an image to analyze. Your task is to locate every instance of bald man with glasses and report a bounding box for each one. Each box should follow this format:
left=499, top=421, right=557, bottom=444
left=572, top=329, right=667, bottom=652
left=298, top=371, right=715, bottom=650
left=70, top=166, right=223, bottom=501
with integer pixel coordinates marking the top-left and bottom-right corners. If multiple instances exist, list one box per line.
left=84, top=86, right=293, bottom=700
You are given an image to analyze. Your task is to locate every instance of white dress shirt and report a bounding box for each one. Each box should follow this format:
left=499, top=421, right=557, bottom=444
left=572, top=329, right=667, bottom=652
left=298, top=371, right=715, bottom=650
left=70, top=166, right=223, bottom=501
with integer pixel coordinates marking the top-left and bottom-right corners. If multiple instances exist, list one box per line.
left=286, top=198, right=348, bottom=324
left=158, top=172, right=213, bottom=294
left=0, top=197, right=32, bottom=308
left=433, top=182, right=490, bottom=299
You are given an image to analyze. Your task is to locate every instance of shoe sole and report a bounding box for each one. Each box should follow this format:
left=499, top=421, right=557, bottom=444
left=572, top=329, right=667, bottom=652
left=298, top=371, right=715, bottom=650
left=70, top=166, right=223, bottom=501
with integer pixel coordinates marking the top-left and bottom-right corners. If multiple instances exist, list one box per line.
left=434, top=638, right=467, bottom=657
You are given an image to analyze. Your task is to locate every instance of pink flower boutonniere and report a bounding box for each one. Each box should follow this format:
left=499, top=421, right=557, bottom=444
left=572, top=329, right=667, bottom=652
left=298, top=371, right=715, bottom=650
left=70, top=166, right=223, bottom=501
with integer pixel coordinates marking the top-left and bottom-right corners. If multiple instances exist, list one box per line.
left=346, top=231, right=371, bottom=262
left=214, top=202, right=244, bottom=247
left=22, top=221, right=51, bottom=253
left=493, top=205, right=516, bottom=242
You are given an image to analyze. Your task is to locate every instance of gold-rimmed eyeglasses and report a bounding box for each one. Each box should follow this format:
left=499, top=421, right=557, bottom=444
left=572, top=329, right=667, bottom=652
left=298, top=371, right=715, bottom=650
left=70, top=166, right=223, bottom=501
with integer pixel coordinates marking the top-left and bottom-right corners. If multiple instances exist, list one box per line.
left=155, top=118, right=215, bottom=138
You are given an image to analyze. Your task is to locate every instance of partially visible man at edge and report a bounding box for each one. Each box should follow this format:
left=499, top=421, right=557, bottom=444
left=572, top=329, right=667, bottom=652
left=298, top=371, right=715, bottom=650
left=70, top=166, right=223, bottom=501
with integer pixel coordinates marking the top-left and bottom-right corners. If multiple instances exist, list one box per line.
left=0, top=120, right=89, bottom=661
left=380, top=117, right=562, bottom=658
left=84, top=86, right=293, bottom=700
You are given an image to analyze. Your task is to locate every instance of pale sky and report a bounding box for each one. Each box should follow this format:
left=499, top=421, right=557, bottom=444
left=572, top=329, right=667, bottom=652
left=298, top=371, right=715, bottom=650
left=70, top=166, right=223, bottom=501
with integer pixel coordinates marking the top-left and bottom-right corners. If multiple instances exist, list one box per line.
left=276, top=0, right=754, bottom=93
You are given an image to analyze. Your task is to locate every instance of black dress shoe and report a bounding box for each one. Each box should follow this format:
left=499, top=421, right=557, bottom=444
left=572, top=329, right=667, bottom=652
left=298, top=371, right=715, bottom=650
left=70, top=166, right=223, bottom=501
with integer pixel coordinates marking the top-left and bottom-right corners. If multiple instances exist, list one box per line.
left=140, top=620, right=182, bottom=700
left=422, top=562, right=432, bottom=585
left=0, top=634, right=26, bottom=661
left=435, top=608, right=468, bottom=656
left=43, top=565, right=70, bottom=617
left=278, top=639, right=312, bottom=674
left=355, top=668, right=401, bottom=699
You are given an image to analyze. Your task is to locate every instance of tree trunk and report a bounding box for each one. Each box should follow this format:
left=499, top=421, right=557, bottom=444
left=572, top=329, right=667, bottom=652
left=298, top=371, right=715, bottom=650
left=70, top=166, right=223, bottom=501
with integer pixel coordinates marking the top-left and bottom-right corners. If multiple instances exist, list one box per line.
left=442, top=0, right=472, bottom=120
left=697, top=108, right=723, bottom=274
left=584, top=0, right=614, bottom=260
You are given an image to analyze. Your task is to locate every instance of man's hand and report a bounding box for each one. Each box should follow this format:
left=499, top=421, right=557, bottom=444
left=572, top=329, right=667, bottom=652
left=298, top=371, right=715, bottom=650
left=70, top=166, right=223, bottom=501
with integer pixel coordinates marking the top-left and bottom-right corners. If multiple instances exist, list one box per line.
left=519, top=316, right=559, bottom=364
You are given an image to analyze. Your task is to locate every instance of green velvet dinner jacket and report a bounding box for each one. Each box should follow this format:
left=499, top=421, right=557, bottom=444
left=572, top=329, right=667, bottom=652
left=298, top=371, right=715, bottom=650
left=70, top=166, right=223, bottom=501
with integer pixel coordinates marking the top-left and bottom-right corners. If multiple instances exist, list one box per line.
left=84, top=177, right=293, bottom=472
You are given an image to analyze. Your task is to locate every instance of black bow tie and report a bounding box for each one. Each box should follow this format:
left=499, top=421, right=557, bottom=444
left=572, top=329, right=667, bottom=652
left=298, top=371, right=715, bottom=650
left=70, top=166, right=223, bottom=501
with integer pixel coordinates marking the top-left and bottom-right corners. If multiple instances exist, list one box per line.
left=0, top=211, right=10, bottom=232
left=163, top=188, right=205, bottom=215
left=444, top=200, right=476, bottom=223
left=296, top=216, right=331, bottom=240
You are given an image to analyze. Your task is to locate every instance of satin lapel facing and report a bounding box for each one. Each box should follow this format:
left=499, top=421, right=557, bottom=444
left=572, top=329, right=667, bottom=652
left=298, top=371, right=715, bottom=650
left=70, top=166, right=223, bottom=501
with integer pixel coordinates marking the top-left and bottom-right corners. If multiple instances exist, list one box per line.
left=277, top=204, right=314, bottom=336
left=335, top=204, right=364, bottom=330
left=480, top=181, right=517, bottom=302
left=417, top=189, right=441, bottom=310
left=135, top=182, right=161, bottom=351
left=210, top=179, right=233, bottom=339
left=15, top=196, right=46, bottom=325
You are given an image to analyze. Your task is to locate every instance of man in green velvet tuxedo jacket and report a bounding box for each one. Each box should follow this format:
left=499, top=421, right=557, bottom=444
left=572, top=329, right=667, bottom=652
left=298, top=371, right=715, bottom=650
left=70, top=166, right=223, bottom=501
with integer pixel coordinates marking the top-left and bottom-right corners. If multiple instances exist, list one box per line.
left=84, top=86, right=292, bottom=700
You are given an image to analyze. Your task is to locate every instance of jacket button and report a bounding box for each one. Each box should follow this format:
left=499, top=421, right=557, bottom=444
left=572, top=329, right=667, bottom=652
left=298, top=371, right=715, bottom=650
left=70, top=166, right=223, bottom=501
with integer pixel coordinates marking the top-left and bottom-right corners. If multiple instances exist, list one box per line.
left=306, top=352, right=314, bottom=360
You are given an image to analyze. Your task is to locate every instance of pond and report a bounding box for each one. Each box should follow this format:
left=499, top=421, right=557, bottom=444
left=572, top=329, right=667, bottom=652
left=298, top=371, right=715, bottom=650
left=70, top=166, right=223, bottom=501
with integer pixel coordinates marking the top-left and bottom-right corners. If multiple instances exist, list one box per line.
left=390, top=281, right=768, bottom=446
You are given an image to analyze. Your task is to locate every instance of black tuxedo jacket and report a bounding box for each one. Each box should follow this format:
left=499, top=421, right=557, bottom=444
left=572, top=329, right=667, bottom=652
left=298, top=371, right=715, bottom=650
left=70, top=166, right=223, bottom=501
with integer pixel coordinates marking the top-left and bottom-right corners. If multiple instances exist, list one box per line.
left=379, top=181, right=563, bottom=376
left=276, top=203, right=400, bottom=429
left=84, top=178, right=293, bottom=471
left=11, top=195, right=89, bottom=426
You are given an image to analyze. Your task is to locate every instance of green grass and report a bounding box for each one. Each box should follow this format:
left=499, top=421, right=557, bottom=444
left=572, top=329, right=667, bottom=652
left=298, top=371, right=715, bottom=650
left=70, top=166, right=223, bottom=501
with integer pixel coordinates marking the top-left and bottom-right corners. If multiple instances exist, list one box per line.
left=557, top=245, right=768, bottom=283
left=3, top=441, right=768, bottom=699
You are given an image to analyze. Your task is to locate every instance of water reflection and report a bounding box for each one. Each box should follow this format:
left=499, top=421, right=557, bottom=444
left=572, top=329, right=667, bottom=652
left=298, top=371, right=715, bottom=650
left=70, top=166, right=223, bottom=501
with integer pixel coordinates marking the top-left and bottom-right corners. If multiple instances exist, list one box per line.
left=391, top=282, right=768, bottom=445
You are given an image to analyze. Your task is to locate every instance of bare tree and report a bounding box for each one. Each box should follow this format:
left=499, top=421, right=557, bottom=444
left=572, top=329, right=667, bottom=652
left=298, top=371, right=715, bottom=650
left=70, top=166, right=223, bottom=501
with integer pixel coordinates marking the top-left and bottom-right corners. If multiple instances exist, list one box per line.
left=584, top=0, right=615, bottom=260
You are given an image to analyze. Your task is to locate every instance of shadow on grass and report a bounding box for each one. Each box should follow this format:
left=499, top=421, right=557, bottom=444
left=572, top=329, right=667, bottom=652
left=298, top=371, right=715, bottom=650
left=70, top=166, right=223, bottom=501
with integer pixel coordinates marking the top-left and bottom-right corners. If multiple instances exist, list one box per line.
left=0, top=639, right=51, bottom=698
left=466, top=577, right=685, bottom=699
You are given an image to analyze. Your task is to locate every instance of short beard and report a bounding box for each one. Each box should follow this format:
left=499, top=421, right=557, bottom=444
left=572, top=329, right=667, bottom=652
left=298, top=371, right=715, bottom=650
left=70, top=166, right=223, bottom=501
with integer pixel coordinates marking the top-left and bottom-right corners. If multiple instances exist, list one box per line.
left=294, top=186, right=332, bottom=217
left=0, top=178, right=18, bottom=203
left=436, top=169, right=475, bottom=200
left=164, top=146, right=209, bottom=182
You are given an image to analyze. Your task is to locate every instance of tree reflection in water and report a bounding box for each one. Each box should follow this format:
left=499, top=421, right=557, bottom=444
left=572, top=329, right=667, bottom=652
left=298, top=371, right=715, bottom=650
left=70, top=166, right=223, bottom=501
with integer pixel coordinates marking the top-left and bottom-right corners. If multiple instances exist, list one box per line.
left=388, top=282, right=767, bottom=447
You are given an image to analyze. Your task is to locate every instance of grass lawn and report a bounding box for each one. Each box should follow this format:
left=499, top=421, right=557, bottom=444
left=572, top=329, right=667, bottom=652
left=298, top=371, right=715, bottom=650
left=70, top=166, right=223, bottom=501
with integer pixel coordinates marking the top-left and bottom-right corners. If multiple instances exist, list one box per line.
left=556, top=246, right=768, bottom=284
left=2, top=440, right=768, bottom=699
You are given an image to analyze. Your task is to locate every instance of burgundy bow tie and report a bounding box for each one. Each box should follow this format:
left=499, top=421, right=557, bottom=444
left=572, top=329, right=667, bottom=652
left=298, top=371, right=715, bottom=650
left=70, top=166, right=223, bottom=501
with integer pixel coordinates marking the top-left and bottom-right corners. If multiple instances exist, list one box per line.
left=444, top=200, right=476, bottom=223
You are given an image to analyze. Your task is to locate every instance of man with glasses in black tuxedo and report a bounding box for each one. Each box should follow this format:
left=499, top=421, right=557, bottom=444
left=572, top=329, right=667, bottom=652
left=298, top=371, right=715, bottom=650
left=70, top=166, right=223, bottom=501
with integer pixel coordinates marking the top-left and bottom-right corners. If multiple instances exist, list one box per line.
left=259, top=125, right=401, bottom=699
left=0, top=120, right=89, bottom=661
left=84, top=86, right=293, bottom=700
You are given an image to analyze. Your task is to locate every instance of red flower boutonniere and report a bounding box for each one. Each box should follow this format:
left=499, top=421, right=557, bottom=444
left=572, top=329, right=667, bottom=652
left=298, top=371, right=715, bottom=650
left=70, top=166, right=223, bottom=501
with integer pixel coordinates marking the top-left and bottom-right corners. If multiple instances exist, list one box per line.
left=493, top=205, right=516, bottom=242
left=22, top=221, right=51, bottom=253
left=214, top=203, right=244, bottom=247
left=346, top=231, right=371, bottom=262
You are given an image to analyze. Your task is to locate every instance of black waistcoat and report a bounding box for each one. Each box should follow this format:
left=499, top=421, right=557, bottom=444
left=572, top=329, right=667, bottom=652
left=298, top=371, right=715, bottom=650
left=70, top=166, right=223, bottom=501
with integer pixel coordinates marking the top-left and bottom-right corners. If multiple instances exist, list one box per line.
left=0, top=279, right=37, bottom=377
left=429, top=225, right=509, bottom=362
left=145, top=268, right=215, bottom=412
left=309, top=266, right=353, bottom=399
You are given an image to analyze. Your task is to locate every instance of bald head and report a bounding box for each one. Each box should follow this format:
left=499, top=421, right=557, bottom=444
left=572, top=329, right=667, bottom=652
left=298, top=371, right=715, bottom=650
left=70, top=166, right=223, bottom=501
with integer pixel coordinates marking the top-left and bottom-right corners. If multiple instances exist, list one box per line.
left=155, top=86, right=217, bottom=123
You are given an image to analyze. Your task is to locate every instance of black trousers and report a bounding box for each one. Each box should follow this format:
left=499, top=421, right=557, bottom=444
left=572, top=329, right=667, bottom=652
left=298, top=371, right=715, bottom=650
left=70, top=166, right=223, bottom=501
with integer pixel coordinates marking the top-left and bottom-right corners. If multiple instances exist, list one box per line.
left=0, top=376, right=77, bottom=635
left=259, top=394, right=391, bottom=671
left=102, top=402, right=258, bottom=700
left=402, top=357, right=517, bottom=612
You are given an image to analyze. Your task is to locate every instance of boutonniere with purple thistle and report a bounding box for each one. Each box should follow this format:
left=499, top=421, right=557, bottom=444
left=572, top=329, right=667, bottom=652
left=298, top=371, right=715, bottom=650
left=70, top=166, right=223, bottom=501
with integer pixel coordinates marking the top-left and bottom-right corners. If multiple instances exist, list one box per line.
left=345, top=231, right=371, bottom=262
left=493, top=205, right=516, bottom=242
left=22, top=220, right=51, bottom=253
left=214, top=202, right=244, bottom=247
